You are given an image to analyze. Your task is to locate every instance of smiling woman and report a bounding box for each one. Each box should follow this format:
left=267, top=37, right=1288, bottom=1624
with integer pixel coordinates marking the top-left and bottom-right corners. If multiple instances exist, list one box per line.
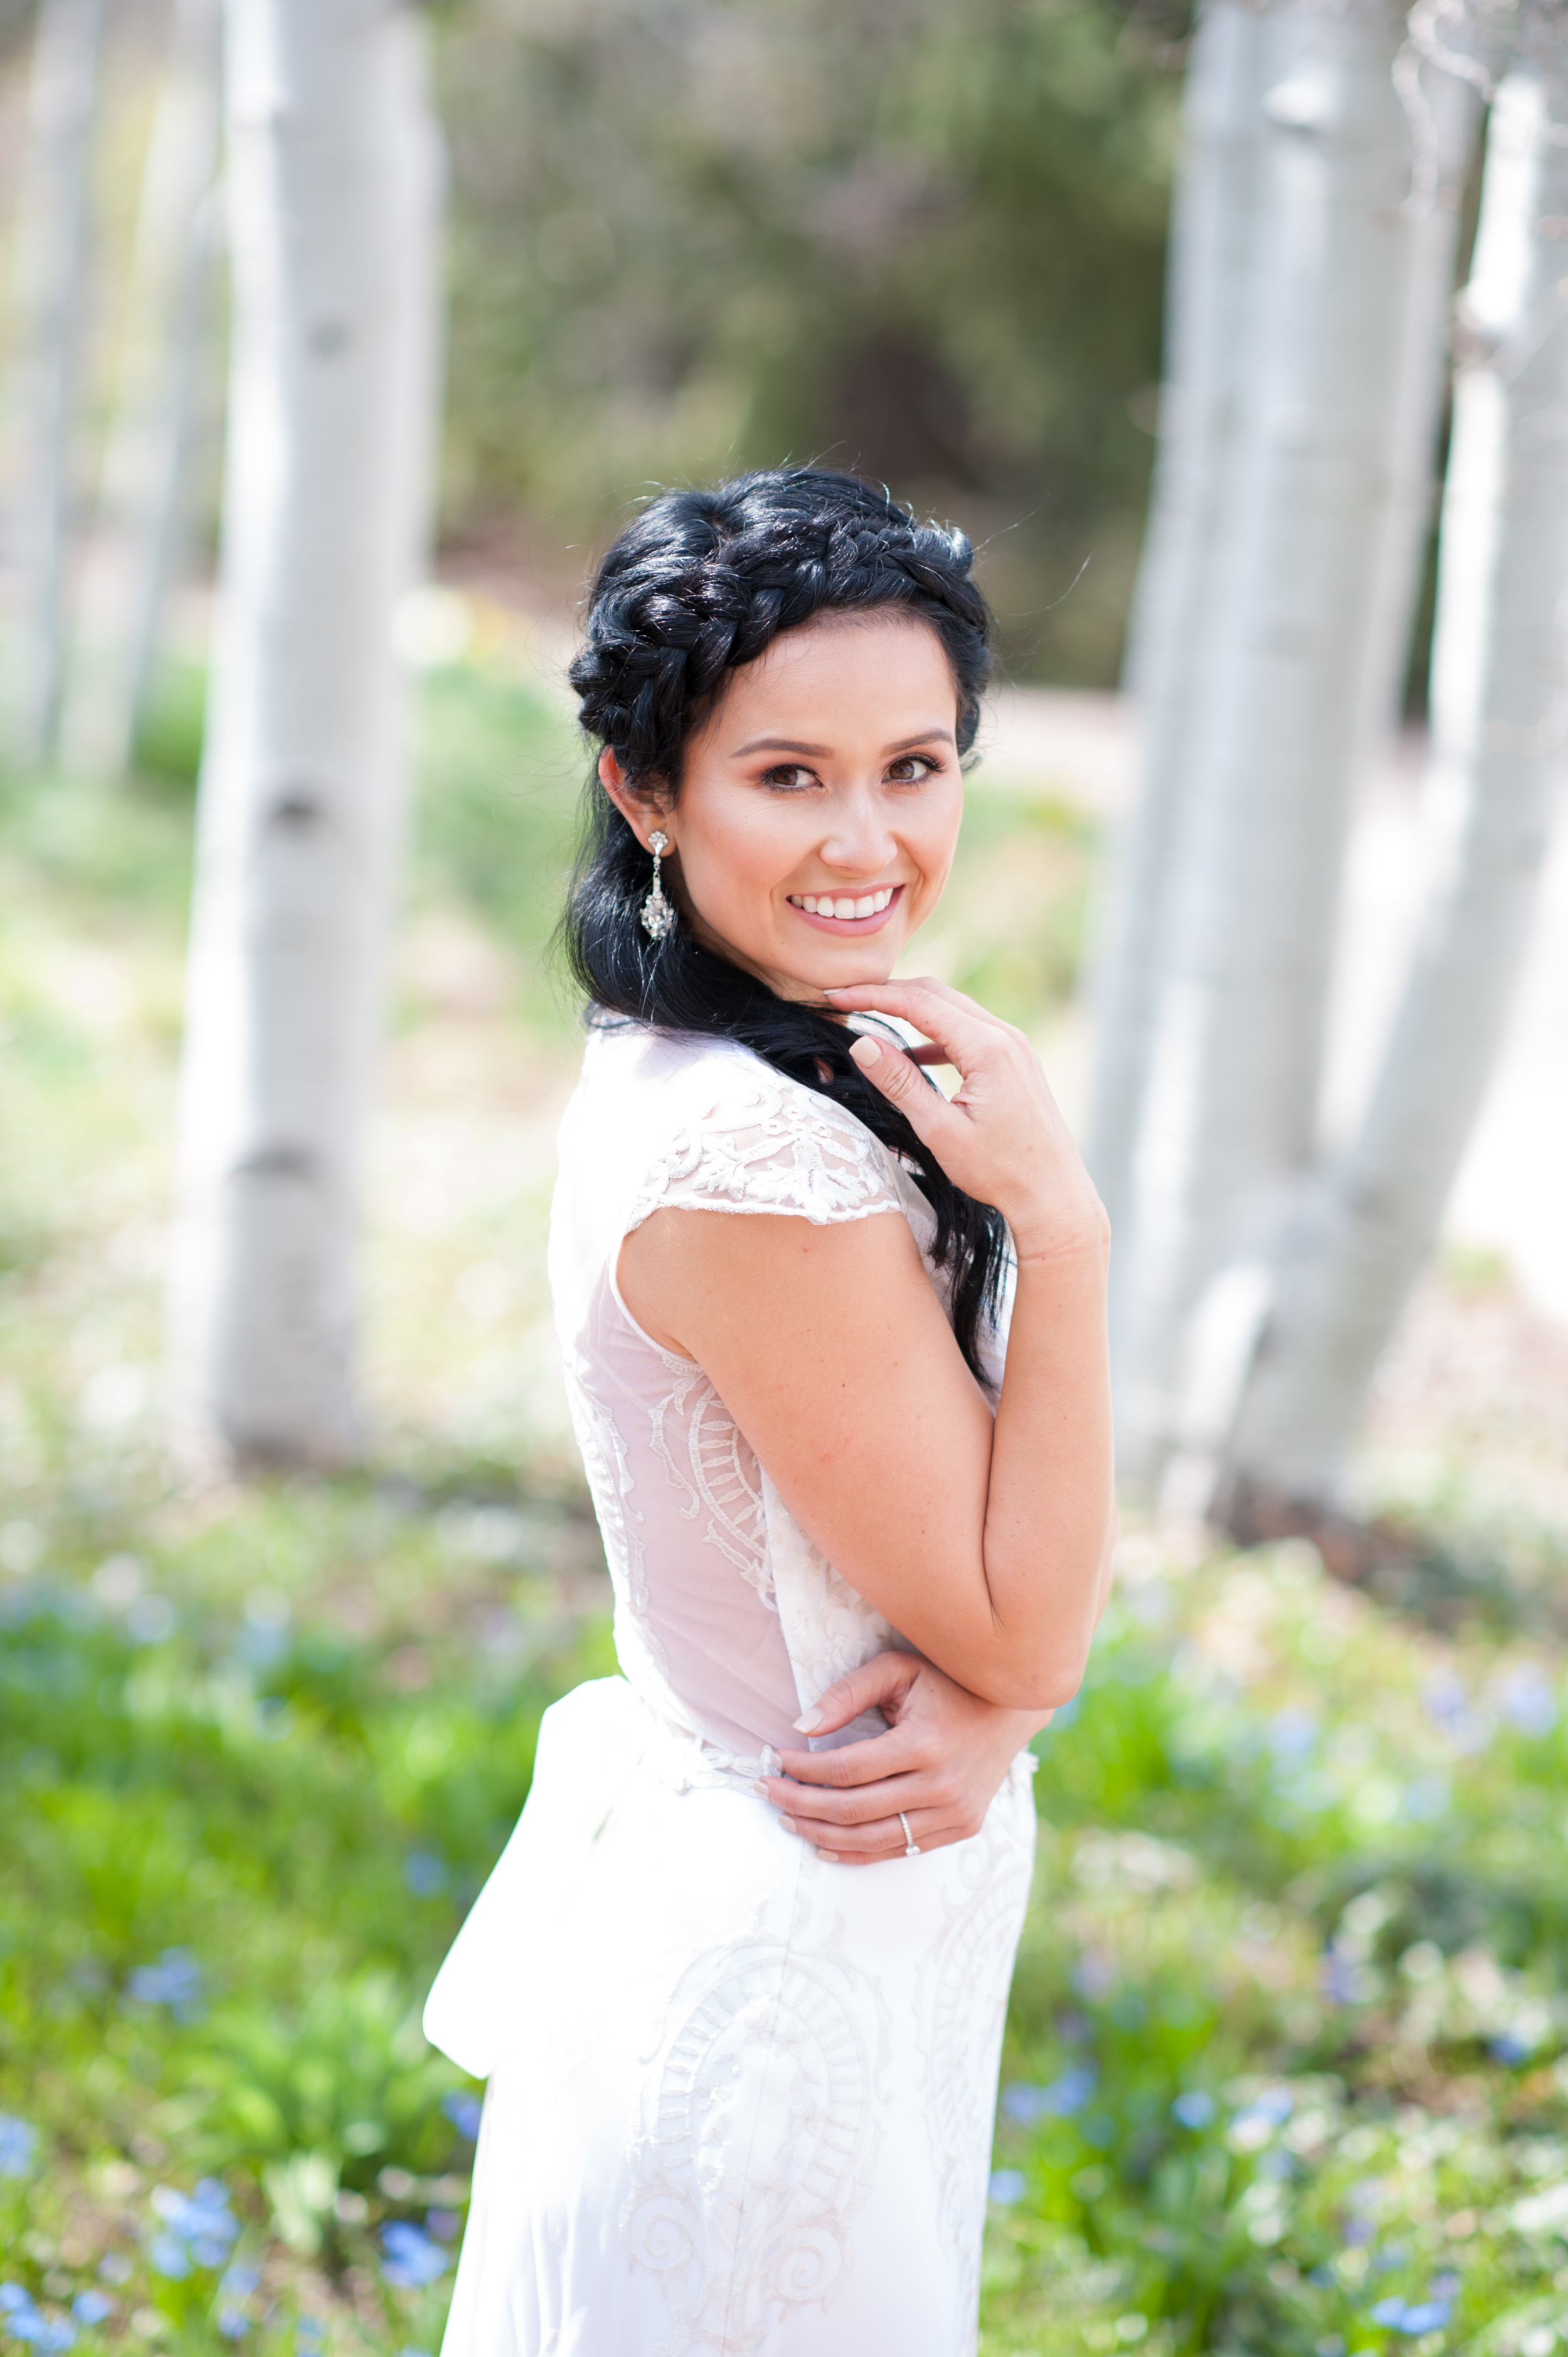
left=421, top=469, right=1116, bottom=2357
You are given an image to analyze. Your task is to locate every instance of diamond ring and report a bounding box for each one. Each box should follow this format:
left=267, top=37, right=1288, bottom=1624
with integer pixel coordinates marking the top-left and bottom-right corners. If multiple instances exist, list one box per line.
left=898, top=1811, right=920, bottom=1858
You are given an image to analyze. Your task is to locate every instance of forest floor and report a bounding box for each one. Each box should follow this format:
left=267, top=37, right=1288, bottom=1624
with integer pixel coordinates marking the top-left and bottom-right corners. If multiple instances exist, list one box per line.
left=3, top=642, right=1568, bottom=2357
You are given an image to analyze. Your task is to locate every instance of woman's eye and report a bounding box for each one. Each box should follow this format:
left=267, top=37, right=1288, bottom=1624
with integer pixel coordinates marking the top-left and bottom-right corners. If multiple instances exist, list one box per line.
left=760, top=765, right=818, bottom=791
left=887, top=755, right=938, bottom=784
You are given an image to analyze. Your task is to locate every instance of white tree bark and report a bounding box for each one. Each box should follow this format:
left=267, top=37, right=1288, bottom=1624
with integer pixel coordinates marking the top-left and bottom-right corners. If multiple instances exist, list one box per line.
left=169, top=0, right=443, bottom=1465
left=1107, top=0, right=1475, bottom=1491
left=63, top=0, right=223, bottom=780
left=1089, top=0, right=1271, bottom=1262
left=1226, top=55, right=1568, bottom=1501
left=6, top=0, right=103, bottom=764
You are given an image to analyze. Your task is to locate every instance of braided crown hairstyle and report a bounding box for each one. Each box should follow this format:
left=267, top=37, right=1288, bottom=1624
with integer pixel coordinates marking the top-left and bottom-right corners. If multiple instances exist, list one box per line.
left=561, top=466, right=1010, bottom=1380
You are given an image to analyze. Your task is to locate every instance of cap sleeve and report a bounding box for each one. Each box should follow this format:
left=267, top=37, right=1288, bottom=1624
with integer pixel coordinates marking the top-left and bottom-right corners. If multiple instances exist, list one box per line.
left=627, top=1057, right=908, bottom=1232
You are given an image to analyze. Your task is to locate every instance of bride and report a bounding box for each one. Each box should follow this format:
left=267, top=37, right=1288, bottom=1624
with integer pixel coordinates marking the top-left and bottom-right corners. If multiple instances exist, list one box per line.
left=423, top=467, right=1115, bottom=2357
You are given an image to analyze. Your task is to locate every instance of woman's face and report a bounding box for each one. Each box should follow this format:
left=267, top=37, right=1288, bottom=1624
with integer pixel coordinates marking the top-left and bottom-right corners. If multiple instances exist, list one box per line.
left=599, top=609, right=965, bottom=1001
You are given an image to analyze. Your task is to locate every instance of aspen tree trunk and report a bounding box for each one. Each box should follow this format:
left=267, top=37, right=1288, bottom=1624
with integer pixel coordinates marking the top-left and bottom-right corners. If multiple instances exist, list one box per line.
left=169, top=0, right=443, bottom=1465
left=7, top=0, right=103, bottom=764
left=64, top=0, right=223, bottom=780
left=1224, top=56, right=1568, bottom=1504
left=1089, top=0, right=1270, bottom=1264
left=1108, top=0, right=1475, bottom=1494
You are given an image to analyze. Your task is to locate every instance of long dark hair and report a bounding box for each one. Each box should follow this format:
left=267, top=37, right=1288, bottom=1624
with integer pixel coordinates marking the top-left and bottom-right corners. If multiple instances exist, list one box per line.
left=561, top=466, right=1010, bottom=1380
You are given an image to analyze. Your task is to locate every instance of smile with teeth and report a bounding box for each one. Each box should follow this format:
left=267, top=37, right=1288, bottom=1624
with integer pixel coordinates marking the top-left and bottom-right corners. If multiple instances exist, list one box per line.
left=788, top=885, right=898, bottom=921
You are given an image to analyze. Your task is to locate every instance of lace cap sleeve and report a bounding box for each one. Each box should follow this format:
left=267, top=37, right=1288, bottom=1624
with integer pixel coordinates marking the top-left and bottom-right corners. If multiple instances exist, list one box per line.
left=626, top=1056, right=907, bottom=1232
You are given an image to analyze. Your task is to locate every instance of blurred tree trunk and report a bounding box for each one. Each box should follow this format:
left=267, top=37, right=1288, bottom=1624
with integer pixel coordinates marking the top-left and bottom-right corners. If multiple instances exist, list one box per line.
left=1089, top=0, right=1269, bottom=1265
left=1223, top=55, right=1568, bottom=1509
left=7, top=0, right=103, bottom=765
left=170, top=0, right=443, bottom=1467
left=1098, top=0, right=1476, bottom=1498
left=63, top=0, right=223, bottom=780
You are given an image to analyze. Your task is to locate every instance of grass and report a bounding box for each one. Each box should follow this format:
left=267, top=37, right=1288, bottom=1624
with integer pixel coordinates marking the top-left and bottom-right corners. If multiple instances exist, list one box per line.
left=3, top=649, right=1567, bottom=2356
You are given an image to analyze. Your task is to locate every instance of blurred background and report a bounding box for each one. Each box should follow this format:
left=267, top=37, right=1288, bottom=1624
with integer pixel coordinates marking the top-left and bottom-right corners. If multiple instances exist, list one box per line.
left=2, top=3, right=1568, bottom=2354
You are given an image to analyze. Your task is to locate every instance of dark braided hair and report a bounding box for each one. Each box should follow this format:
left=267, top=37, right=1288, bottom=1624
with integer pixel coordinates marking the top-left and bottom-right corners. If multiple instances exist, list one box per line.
left=561, top=466, right=1010, bottom=1380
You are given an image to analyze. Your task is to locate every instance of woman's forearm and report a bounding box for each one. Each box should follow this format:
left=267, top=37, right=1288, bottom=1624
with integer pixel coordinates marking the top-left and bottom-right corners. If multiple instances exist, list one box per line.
left=973, top=1224, right=1115, bottom=1708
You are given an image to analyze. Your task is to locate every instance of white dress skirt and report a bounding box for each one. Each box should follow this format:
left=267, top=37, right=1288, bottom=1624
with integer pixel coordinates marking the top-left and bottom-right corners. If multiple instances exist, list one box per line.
left=424, top=1021, right=1037, bottom=2357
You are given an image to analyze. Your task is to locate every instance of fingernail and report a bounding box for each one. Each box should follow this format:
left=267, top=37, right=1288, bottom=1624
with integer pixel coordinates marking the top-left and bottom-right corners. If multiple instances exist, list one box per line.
left=814, top=1849, right=839, bottom=1863
left=779, top=1817, right=800, bottom=1836
left=751, top=1780, right=771, bottom=1798
left=849, top=1037, right=882, bottom=1069
left=793, top=1707, right=822, bottom=1733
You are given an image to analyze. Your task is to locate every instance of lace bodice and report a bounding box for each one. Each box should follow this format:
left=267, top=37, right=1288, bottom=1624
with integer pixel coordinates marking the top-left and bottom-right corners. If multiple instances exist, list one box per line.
left=547, top=1021, right=1003, bottom=1769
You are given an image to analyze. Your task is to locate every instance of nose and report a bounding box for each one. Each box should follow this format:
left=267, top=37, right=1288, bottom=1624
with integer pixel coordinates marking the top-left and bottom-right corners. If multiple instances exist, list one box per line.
left=819, top=785, right=896, bottom=878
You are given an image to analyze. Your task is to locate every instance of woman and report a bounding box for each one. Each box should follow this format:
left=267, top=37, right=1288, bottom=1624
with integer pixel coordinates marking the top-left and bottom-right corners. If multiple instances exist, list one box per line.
left=424, top=468, right=1115, bottom=2357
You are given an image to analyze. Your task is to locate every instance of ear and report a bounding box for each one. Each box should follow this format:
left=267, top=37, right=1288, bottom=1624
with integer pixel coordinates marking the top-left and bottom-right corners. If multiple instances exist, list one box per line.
left=598, top=748, right=672, bottom=851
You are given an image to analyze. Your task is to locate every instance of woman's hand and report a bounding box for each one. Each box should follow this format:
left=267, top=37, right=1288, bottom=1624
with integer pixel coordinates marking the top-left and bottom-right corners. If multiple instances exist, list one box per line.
left=826, top=976, right=1105, bottom=1261
left=759, top=1651, right=1049, bottom=1865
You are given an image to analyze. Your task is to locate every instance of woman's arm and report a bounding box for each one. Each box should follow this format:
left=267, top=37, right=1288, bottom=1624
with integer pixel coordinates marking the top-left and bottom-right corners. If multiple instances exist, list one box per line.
left=617, top=978, right=1114, bottom=1711
left=761, top=1650, right=1052, bottom=1863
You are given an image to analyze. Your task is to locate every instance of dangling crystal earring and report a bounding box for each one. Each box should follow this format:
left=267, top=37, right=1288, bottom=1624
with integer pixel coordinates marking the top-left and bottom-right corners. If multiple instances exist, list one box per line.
left=641, top=830, right=677, bottom=940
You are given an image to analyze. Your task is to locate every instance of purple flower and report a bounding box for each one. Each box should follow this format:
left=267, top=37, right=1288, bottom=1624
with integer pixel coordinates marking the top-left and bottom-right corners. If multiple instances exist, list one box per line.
left=0, top=2120, right=38, bottom=2180
left=379, top=2223, right=451, bottom=2291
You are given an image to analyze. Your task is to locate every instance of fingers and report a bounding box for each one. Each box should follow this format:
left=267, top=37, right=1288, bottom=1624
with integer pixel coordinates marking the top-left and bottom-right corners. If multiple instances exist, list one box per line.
left=786, top=1804, right=979, bottom=1865
left=789, top=1652, right=921, bottom=1742
left=846, top=1032, right=965, bottom=1148
left=769, top=1770, right=926, bottom=1828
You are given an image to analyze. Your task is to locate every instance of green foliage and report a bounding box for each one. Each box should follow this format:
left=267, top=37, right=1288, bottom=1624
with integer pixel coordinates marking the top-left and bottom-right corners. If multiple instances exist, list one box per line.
left=434, top=0, right=1183, bottom=683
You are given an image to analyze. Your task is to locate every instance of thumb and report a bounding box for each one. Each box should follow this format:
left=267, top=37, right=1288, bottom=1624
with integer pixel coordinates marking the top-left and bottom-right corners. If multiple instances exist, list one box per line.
left=792, top=1649, right=921, bottom=1737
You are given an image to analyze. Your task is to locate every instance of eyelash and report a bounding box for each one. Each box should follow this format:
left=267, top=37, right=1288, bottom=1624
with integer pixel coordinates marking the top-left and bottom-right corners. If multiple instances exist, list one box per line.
left=760, top=755, right=942, bottom=791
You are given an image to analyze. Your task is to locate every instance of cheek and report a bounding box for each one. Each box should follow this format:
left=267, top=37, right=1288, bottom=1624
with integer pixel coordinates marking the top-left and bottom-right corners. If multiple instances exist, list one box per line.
left=681, top=803, right=797, bottom=912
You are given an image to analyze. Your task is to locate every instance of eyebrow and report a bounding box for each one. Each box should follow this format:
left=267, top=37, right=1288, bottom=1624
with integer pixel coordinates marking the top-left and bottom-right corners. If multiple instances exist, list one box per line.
left=729, top=727, right=956, bottom=758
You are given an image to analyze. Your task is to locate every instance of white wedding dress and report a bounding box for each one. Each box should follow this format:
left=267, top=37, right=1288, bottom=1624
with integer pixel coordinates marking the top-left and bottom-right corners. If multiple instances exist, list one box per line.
left=423, top=1021, right=1037, bottom=2357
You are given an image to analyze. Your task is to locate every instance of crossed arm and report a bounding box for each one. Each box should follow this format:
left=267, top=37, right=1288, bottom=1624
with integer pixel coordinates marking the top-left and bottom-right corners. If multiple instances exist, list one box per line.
left=617, top=976, right=1118, bottom=1864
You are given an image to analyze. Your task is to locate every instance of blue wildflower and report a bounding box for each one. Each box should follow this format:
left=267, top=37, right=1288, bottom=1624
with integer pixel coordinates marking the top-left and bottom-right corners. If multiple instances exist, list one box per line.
left=1422, top=1672, right=1486, bottom=1753
left=441, top=2092, right=483, bottom=2141
left=69, top=2294, right=114, bottom=2328
left=217, top=2311, right=250, bottom=2342
left=1, top=2290, right=33, bottom=2316
left=379, top=2223, right=451, bottom=2291
left=1269, top=1709, right=1318, bottom=1760
left=1368, top=2294, right=1454, bottom=2334
left=1497, top=1665, right=1557, bottom=1738
left=987, top=2170, right=1027, bottom=2205
left=426, top=2210, right=459, bottom=2245
left=0, top=2120, right=38, bottom=2179
left=1489, top=2030, right=1536, bottom=2066
left=148, top=2236, right=191, bottom=2281
left=1003, top=2065, right=1097, bottom=2125
left=220, top=2267, right=261, bottom=2302
left=1172, top=2090, right=1215, bottom=2129
left=126, top=1950, right=205, bottom=2024
left=404, top=1851, right=448, bottom=1898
